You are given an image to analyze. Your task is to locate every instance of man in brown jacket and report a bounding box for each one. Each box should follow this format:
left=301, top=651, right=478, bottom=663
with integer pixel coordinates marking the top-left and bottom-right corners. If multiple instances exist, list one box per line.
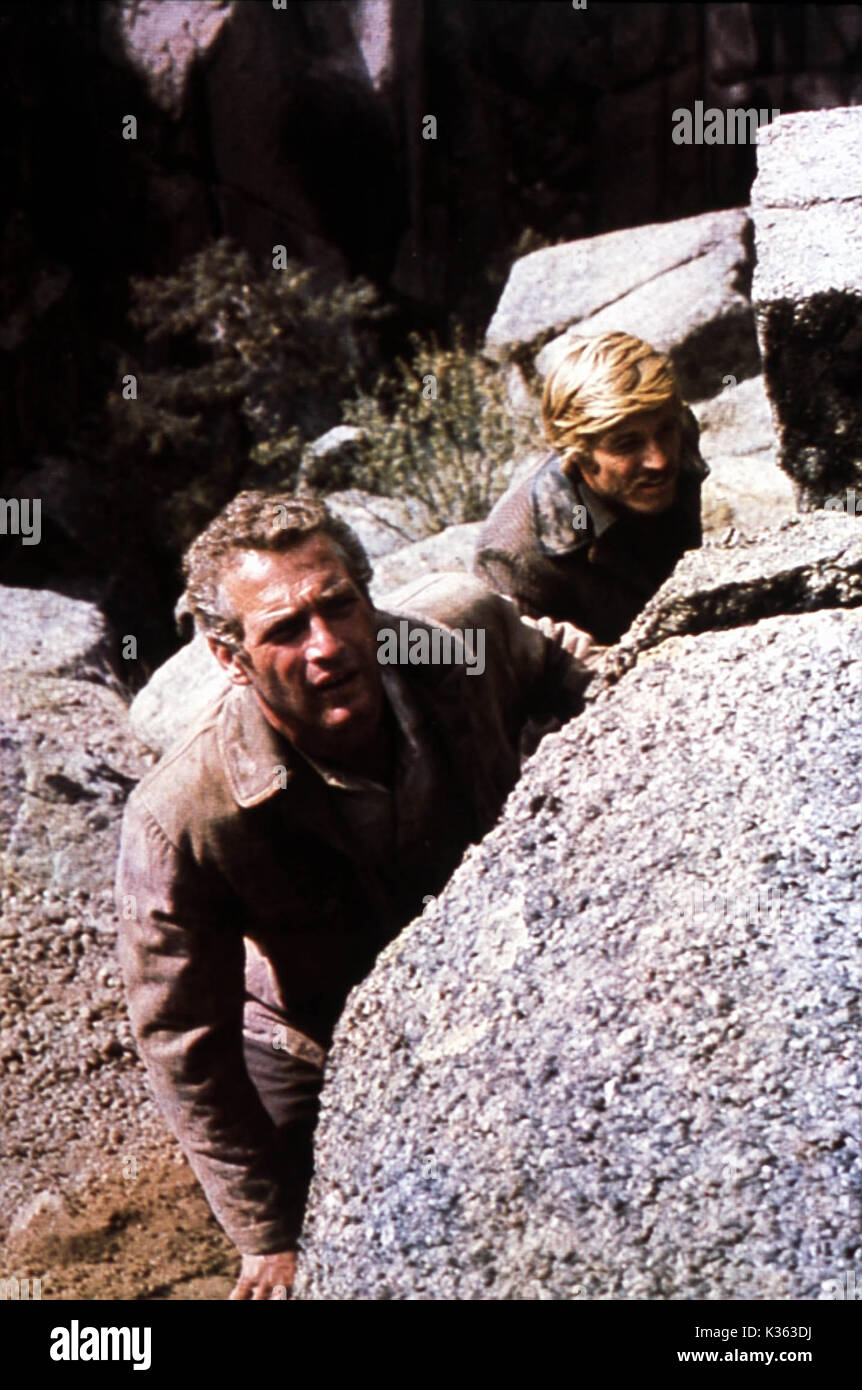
left=115, top=491, right=591, bottom=1300
left=475, top=332, right=709, bottom=644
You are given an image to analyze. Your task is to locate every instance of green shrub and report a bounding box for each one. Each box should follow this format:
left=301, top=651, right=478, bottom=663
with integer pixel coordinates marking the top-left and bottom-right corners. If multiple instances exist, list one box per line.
left=99, top=239, right=388, bottom=546
left=93, top=239, right=536, bottom=550
left=343, top=327, right=536, bottom=533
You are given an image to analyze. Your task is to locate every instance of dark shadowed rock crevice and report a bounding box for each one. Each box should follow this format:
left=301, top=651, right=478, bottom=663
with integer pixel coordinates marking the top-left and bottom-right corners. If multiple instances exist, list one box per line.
left=751, top=107, right=862, bottom=507
left=599, top=513, right=862, bottom=687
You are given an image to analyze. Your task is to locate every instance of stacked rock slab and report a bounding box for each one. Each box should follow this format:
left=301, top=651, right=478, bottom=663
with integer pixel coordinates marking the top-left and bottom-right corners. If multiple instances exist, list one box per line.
left=484, top=208, right=758, bottom=403
left=601, top=512, right=862, bottom=683
left=294, top=516, right=861, bottom=1300
left=751, top=107, right=862, bottom=508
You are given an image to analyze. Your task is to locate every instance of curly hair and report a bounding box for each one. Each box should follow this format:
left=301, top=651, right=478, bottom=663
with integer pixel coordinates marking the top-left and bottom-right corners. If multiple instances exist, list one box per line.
left=183, top=491, right=373, bottom=654
left=541, top=331, right=684, bottom=475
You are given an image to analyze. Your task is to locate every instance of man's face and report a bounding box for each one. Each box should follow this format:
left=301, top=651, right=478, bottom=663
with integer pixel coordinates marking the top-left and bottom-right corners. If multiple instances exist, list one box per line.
left=208, top=533, right=384, bottom=763
left=575, top=403, right=682, bottom=516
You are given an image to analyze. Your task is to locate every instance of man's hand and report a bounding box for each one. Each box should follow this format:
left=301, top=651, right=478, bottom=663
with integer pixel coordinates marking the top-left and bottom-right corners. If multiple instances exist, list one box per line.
left=520, top=612, right=606, bottom=667
left=229, top=1251, right=297, bottom=1300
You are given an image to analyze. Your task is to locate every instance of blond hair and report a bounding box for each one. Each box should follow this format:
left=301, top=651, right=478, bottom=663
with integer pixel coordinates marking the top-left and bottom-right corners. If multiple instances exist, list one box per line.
left=541, top=332, right=683, bottom=473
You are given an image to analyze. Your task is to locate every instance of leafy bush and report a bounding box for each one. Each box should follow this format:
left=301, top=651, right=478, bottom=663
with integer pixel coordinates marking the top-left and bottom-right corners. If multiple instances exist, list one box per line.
left=92, top=238, right=536, bottom=549
left=98, top=239, right=388, bottom=546
left=342, top=327, right=536, bottom=533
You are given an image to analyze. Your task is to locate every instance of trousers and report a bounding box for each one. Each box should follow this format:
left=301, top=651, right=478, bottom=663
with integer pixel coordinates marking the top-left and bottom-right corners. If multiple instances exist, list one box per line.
left=241, top=1017, right=325, bottom=1249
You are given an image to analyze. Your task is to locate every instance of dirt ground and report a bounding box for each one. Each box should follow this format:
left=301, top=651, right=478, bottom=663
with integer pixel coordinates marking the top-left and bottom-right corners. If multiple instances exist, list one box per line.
left=3, top=1150, right=237, bottom=1301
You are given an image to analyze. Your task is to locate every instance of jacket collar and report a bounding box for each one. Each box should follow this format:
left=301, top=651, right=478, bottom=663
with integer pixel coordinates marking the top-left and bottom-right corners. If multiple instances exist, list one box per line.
left=218, top=682, right=296, bottom=809
left=531, top=454, right=616, bottom=557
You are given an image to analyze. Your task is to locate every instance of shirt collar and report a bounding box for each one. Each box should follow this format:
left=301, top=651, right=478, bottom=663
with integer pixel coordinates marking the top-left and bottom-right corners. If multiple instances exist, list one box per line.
left=298, top=668, right=422, bottom=792
left=574, top=475, right=620, bottom=540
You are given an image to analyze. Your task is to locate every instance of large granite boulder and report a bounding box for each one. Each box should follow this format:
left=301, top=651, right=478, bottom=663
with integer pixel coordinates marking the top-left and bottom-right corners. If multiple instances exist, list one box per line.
left=128, top=632, right=227, bottom=757
left=486, top=208, right=758, bottom=403
left=0, top=587, right=116, bottom=683
left=294, top=517, right=862, bottom=1300
left=751, top=107, right=862, bottom=508
left=370, top=523, right=481, bottom=602
left=0, top=673, right=148, bottom=909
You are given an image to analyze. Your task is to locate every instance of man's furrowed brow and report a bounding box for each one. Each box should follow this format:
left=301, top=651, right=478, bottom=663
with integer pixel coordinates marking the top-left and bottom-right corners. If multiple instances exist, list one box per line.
left=258, top=606, right=303, bottom=640
left=313, top=578, right=359, bottom=609
left=258, top=581, right=356, bottom=639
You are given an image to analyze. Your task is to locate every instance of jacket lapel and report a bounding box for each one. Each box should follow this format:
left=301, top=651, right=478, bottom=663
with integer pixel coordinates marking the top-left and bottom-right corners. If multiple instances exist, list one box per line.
left=217, top=684, right=391, bottom=916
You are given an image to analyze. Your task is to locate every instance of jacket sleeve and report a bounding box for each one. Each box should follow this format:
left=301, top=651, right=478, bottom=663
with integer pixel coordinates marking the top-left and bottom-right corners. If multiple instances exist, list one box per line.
left=473, top=482, right=533, bottom=607
left=473, top=537, right=521, bottom=604
left=482, top=587, right=595, bottom=727
left=115, top=794, right=311, bottom=1255
left=377, top=571, right=595, bottom=726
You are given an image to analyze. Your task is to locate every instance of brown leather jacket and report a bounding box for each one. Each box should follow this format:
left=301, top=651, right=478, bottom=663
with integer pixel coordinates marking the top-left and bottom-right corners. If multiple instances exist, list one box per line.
left=115, top=583, right=590, bottom=1254
left=474, top=408, right=709, bottom=643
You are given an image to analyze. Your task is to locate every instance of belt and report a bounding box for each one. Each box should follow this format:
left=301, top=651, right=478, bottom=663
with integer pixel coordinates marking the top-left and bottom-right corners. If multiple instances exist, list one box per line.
left=271, top=1022, right=327, bottom=1071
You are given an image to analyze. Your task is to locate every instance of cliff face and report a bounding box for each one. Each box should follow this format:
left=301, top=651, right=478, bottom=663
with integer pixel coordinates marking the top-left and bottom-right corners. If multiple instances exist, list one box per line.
left=2, top=1, right=859, bottom=468
left=294, top=517, right=862, bottom=1300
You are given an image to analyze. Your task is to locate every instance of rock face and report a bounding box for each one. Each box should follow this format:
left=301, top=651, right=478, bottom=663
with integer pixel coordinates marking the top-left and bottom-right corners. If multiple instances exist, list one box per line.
left=751, top=107, right=862, bottom=507
left=694, top=376, right=795, bottom=535
left=0, top=588, right=116, bottom=683
left=486, top=209, right=758, bottom=403
left=294, top=517, right=862, bottom=1300
left=106, top=0, right=235, bottom=119
left=0, top=610, right=162, bottom=1234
